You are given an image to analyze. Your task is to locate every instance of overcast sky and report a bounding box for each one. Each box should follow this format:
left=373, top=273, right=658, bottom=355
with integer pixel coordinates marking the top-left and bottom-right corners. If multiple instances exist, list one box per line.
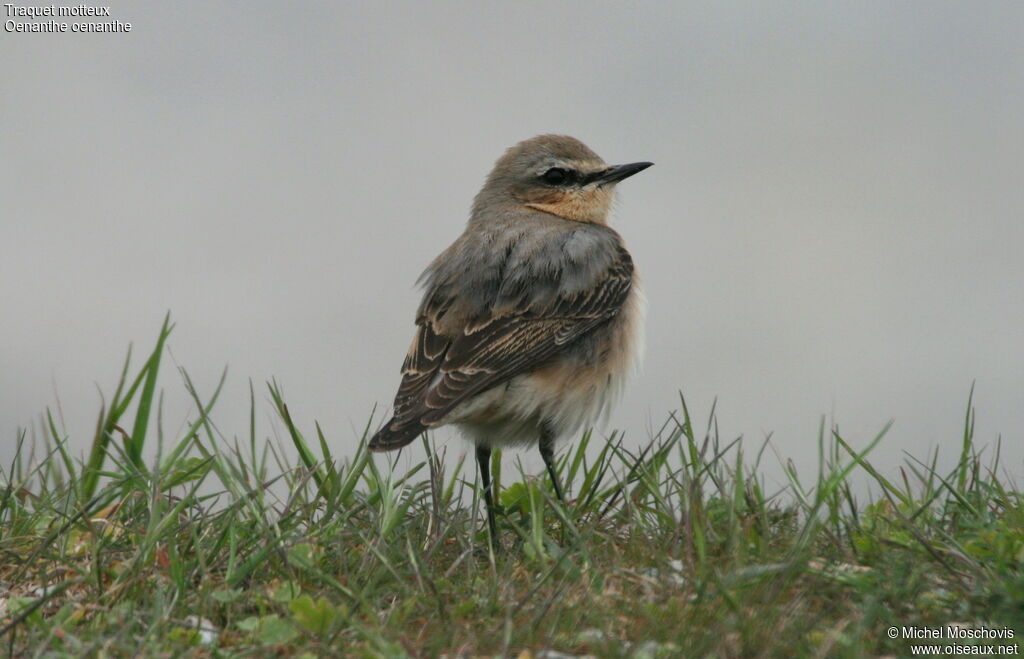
left=3, top=2, right=1022, bottom=489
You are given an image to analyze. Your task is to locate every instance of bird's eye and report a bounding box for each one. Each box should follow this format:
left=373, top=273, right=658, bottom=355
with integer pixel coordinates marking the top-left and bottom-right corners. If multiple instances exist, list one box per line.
left=541, top=168, right=570, bottom=185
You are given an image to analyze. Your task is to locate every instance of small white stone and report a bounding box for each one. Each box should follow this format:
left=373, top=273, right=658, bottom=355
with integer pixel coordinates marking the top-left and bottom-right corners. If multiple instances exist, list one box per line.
left=184, top=615, right=219, bottom=645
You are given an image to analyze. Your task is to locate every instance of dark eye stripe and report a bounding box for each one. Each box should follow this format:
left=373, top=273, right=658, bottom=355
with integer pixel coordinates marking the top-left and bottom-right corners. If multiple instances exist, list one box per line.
left=541, top=168, right=576, bottom=186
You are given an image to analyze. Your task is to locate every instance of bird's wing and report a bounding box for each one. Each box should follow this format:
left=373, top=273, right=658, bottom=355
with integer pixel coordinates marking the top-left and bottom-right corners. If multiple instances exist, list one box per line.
left=386, top=318, right=450, bottom=432
left=369, top=244, right=633, bottom=450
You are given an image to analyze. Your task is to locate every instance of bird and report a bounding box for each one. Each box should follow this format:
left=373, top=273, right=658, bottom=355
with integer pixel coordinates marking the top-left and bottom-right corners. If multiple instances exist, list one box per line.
left=368, top=134, right=651, bottom=542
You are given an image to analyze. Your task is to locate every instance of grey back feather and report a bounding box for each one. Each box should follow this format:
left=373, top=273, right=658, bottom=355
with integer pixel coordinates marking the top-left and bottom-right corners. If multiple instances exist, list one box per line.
left=417, top=210, right=621, bottom=326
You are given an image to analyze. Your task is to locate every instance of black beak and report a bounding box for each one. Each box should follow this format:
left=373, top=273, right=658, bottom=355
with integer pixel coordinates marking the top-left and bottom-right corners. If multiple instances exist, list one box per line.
left=592, top=161, right=654, bottom=187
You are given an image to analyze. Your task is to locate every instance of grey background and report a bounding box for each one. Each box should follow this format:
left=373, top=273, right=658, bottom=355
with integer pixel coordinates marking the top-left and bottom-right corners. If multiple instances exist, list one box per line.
left=3, top=2, right=1022, bottom=487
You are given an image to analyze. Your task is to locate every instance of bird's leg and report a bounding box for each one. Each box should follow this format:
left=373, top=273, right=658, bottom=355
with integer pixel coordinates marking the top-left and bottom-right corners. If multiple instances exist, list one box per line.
left=476, top=445, right=499, bottom=544
left=538, top=425, right=565, bottom=503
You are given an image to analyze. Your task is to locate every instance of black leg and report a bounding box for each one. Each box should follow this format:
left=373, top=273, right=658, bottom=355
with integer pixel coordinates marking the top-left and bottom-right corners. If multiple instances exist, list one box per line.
left=538, top=425, right=565, bottom=503
left=476, top=445, right=498, bottom=543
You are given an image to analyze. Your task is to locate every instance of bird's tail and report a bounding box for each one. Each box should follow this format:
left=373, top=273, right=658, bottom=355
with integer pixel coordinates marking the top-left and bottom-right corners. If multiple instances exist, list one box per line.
left=367, top=419, right=426, bottom=452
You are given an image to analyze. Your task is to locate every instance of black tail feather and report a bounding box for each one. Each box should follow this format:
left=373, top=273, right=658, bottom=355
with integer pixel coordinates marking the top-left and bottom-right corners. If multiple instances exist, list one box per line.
left=368, top=419, right=427, bottom=452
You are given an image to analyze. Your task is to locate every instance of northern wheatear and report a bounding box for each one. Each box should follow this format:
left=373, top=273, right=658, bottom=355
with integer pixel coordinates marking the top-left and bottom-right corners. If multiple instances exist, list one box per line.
left=369, top=135, right=651, bottom=540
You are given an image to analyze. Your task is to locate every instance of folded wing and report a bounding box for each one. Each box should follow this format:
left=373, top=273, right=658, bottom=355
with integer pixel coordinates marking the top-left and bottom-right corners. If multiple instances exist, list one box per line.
left=368, top=244, right=633, bottom=451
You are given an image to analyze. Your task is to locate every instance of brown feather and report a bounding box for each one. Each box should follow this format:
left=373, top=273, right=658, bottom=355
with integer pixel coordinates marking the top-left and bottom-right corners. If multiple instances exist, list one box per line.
left=368, top=244, right=633, bottom=451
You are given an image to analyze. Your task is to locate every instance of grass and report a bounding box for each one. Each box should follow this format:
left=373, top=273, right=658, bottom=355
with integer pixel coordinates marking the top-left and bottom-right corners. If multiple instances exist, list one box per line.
left=2, top=316, right=1022, bottom=657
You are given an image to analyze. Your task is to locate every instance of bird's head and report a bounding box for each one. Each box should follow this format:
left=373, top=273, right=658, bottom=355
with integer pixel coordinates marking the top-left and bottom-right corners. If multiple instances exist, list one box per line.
left=473, top=134, right=652, bottom=225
